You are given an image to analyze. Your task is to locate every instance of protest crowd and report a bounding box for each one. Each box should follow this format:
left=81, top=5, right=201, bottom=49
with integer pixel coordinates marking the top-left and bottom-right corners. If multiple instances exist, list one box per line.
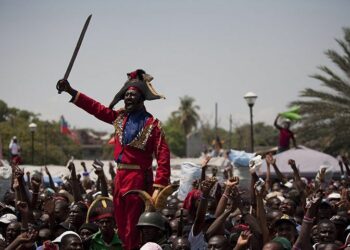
left=0, top=145, right=350, bottom=250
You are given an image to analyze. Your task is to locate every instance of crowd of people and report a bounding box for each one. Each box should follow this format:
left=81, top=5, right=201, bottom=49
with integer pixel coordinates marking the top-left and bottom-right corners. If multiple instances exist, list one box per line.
left=0, top=153, right=349, bottom=250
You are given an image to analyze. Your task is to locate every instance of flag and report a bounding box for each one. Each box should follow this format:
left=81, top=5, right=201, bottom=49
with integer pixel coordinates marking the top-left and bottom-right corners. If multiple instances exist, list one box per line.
left=60, top=116, right=72, bottom=135
left=280, top=106, right=302, bottom=121
left=59, top=116, right=80, bottom=143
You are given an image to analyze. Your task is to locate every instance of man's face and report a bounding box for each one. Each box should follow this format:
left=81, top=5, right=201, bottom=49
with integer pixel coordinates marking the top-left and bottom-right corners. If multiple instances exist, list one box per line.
left=276, top=223, right=296, bottom=243
left=5, top=222, right=21, bottom=244
left=318, top=222, right=336, bottom=243
left=267, top=197, right=281, bottom=210
left=207, top=235, right=229, bottom=250
left=97, top=217, right=115, bottom=235
left=279, top=199, right=296, bottom=216
left=124, top=89, right=143, bottom=113
left=172, top=237, right=191, bottom=250
left=55, top=201, right=69, bottom=222
left=61, top=235, right=83, bottom=250
left=282, top=122, right=290, bottom=129
left=79, top=229, right=94, bottom=242
left=68, top=205, right=85, bottom=226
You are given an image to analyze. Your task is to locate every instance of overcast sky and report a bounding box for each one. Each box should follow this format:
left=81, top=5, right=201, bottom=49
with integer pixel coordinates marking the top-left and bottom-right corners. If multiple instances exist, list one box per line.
left=1, top=0, right=349, bottom=133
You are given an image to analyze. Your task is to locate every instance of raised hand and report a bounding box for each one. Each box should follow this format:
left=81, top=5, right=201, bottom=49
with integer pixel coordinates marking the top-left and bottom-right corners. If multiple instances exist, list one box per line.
left=200, top=178, right=217, bottom=196
left=266, top=153, right=276, bottom=165
left=16, top=201, right=29, bottom=215
left=236, top=230, right=252, bottom=248
left=201, top=155, right=211, bottom=168
left=14, top=166, right=24, bottom=179
left=44, top=166, right=51, bottom=176
left=92, top=164, right=104, bottom=177
left=288, top=159, right=296, bottom=166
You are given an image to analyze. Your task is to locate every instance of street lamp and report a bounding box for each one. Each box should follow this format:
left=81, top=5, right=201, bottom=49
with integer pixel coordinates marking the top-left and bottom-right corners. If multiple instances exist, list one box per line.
left=29, top=122, right=37, bottom=165
left=244, top=92, right=257, bottom=152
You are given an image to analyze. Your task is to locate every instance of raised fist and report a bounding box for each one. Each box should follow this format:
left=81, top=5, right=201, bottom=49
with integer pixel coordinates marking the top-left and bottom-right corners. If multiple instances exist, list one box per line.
left=56, top=79, right=72, bottom=94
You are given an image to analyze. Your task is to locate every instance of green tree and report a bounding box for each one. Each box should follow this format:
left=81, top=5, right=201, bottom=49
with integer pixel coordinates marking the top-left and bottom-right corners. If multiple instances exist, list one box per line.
left=0, top=100, right=81, bottom=165
left=291, top=27, right=350, bottom=154
left=163, top=114, right=186, bottom=157
left=172, top=96, right=200, bottom=135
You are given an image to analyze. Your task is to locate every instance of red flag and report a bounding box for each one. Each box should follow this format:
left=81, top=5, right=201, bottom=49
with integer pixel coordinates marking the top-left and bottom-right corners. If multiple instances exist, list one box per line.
left=59, top=116, right=79, bottom=144
left=60, top=115, right=71, bottom=135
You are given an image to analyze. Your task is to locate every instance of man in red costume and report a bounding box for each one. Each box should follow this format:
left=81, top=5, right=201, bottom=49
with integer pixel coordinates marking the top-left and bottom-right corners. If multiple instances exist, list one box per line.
left=57, top=69, right=170, bottom=250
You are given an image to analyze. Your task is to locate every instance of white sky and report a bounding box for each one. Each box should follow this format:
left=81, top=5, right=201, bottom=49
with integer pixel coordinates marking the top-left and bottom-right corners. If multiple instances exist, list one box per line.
left=1, top=0, right=349, bottom=133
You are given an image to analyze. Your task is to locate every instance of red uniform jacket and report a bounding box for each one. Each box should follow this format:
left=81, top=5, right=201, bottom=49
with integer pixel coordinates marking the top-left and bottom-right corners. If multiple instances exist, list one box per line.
left=72, top=92, right=170, bottom=193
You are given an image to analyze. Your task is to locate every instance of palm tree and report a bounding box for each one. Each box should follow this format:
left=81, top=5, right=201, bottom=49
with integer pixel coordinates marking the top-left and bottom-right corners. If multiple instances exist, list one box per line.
left=172, top=96, right=200, bottom=135
left=291, top=27, right=350, bottom=153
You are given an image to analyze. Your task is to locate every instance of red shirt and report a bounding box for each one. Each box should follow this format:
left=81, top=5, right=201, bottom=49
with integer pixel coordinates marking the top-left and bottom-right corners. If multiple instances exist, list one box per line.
left=279, top=128, right=293, bottom=148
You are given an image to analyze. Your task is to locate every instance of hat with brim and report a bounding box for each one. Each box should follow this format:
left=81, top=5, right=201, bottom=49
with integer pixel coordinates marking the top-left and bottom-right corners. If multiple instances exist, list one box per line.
left=109, top=70, right=165, bottom=109
left=86, top=196, right=114, bottom=223
left=272, top=214, right=297, bottom=228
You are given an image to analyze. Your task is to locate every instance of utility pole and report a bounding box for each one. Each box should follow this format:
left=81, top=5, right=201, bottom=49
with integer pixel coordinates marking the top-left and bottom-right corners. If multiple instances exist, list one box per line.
left=229, top=114, right=232, bottom=149
left=215, top=102, right=218, bottom=137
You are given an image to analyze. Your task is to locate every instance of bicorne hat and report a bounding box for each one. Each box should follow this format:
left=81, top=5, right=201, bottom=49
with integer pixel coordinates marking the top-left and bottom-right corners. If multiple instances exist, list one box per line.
left=109, top=69, right=165, bottom=109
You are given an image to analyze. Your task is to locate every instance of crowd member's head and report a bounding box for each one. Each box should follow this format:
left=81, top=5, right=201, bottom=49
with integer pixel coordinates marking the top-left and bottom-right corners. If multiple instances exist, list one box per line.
left=207, top=235, right=230, bottom=250
left=78, top=223, right=99, bottom=242
left=317, top=202, right=333, bottom=221
left=330, top=215, right=348, bottom=242
left=54, top=231, right=83, bottom=250
left=172, top=237, right=191, bottom=250
left=279, top=199, right=296, bottom=217
left=266, top=210, right=283, bottom=230
left=272, top=215, right=297, bottom=244
left=96, top=216, right=116, bottom=237
left=161, top=208, right=175, bottom=221
left=60, top=231, right=83, bottom=250
left=311, top=225, right=319, bottom=244
left=5, top=221, right=21, bottom=246
left=137, top=211, right=169, bottom=245
left=67, top=202, right=88, bottom=230
left=282, top=119, right=291, bottom=129
left=54, top=199, right=69, bottom=223
left=317, top=219, right=336, bottom=244
left=167, top=197, right=179, bottom=211
left=266, top=196, right=282, bottom=210
left=37, top=227, right=52, bottom=246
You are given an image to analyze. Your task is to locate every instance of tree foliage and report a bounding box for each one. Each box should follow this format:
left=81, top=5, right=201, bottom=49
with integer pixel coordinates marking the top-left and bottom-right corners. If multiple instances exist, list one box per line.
left=0, top=100, right=81, bottom=165
left=163, top=114, right=186, bottom=157
left=291, top=27, right=350, bottom=154
left=172, top=96, right=200, bottom=135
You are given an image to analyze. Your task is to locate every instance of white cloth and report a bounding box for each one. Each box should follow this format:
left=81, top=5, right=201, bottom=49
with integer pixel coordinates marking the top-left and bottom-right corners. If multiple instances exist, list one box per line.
left=178, top=162, right=201, bottom=201
left=188, top=225, right=207, bottom=250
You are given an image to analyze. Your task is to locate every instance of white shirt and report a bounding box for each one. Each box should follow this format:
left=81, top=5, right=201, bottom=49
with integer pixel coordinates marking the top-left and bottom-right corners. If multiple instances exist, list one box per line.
left=9, top=141, right=20, bottom=155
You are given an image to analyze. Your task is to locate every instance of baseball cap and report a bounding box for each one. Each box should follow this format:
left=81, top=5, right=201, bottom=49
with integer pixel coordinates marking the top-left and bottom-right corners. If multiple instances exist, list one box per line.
left=53, top=231, right=80, bottom=243
left=0, top=213, right=17, bottom=224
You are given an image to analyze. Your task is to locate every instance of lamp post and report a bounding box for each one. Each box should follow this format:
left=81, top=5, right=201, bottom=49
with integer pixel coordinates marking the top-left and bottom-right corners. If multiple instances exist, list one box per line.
left=244, top=92, right=257, bottom=152
left=29, top=122, right=37, bottom=165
